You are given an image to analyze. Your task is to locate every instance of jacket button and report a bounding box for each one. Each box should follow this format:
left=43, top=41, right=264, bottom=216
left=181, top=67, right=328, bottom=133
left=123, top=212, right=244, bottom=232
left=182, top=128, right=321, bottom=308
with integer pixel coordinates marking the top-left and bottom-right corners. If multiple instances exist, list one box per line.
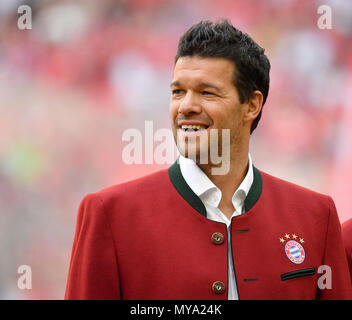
left=211, top=232, right=224, bottom=245
left=212, top=281, right=225, bottom=294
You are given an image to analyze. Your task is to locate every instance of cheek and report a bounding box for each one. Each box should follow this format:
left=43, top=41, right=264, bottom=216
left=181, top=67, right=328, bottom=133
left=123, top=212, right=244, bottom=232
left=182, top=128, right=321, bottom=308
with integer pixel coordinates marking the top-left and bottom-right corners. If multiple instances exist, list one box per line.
left=207, top=110, right=229, bottom=127
left=203, top=100, right=233, bottom=125
left=169, top=99, right=178, bottom=119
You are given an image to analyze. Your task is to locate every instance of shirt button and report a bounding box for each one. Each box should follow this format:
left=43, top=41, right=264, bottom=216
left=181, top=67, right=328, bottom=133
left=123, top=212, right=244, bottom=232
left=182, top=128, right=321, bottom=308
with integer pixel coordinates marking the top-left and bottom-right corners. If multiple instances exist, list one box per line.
left=212, top=281, right=225, bottom=294
left=211, top=232, right=224, bottom=245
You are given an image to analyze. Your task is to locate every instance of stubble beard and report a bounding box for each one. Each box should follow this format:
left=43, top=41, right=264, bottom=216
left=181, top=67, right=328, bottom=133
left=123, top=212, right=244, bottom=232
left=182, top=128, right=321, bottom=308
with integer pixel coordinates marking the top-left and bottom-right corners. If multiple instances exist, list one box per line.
left=173, top=126, right=240, bottom=174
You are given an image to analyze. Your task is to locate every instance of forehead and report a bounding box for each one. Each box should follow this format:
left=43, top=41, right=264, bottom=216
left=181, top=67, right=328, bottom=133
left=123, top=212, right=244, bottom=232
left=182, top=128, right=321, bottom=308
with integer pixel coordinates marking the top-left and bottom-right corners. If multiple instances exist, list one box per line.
left=172, top=56, right=235, bottom=87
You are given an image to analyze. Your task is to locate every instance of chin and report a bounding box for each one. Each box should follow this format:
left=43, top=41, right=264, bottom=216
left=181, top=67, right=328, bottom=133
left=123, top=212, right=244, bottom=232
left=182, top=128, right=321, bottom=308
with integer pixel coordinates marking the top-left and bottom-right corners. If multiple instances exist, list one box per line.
left=178, top=141, right=210, bottom=163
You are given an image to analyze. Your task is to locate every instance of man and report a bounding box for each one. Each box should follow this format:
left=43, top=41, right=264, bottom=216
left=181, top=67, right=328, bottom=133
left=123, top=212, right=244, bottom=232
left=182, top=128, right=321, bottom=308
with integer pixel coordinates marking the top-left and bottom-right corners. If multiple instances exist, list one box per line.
left=65, top=20, right=352, bottom=299
left=342, top=218, right=352, bottom=281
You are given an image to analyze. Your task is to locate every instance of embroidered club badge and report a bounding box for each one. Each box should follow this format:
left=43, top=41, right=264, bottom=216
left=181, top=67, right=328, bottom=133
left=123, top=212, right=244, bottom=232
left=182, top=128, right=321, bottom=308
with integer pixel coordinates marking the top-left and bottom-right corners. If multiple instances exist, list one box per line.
left=284, top=240, right=305, bottom=264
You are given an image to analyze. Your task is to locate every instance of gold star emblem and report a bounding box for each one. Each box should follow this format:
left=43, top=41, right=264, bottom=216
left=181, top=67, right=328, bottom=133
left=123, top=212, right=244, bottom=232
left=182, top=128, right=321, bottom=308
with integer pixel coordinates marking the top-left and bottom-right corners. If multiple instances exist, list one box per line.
left=285, top=234, right=290, bottom=239
left=279, top=238, right=285, bottom=243
left=299, top=238, right=304, bottom=244
left=292, top=234, right=297, bottom=239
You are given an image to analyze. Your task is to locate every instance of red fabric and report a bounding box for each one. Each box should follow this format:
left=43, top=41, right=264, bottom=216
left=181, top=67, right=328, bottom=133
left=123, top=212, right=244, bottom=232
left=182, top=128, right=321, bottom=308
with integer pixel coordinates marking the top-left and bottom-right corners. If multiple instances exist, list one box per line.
left=65, top=169, right=352, bottom=300
left=342, top=219, right=352, bottom=283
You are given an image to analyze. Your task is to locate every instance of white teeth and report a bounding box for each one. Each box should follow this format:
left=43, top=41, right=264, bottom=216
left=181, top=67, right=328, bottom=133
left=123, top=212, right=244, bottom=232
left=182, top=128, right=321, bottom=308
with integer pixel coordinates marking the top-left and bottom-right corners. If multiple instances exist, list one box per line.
left=181, top=124, right=206, bottom=130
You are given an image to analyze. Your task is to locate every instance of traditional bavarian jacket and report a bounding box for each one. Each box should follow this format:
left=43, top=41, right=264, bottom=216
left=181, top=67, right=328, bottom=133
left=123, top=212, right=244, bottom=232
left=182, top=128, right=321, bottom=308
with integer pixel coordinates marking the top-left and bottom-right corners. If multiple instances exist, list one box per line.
left=342, top=218, right=352, bottom=282
left=65, top=162, right=352, bottom=299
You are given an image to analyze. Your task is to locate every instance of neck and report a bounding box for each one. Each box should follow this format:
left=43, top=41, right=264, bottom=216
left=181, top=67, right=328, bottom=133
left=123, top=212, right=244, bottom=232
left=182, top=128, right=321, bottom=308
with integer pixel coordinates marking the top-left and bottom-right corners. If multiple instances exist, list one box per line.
left=200, top=153, right=248, bottom=196
left=198, top=148, right=249, bottom=219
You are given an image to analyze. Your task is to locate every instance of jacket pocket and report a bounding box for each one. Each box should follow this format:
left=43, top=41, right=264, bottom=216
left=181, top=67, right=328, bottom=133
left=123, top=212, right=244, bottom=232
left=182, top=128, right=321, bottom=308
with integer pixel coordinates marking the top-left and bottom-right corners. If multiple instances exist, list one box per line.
left=281, top=268, right=316, bottom=281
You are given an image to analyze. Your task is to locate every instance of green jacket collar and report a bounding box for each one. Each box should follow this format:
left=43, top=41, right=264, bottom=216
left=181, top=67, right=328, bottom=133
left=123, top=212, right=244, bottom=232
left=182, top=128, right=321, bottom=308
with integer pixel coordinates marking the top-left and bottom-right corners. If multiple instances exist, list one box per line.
left=168, top=160, right=262, bottom=217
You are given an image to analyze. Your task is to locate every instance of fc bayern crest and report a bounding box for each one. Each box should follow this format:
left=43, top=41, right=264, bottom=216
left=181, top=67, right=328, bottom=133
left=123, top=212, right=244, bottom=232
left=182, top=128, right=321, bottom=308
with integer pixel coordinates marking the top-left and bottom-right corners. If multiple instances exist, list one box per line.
left=284, top=240, right=305, bottom=264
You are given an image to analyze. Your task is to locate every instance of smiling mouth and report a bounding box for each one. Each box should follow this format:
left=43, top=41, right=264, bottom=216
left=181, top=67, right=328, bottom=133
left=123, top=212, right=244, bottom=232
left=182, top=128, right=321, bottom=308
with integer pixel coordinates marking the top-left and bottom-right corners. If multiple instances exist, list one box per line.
left=180, top=124, right=209, bottom=132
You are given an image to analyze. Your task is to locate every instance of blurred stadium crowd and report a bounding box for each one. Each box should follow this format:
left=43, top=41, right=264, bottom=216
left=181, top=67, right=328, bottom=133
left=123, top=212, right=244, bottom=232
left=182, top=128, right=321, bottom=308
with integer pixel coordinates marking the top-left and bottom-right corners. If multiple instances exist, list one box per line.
left=0, top=0, right=351, bottom=299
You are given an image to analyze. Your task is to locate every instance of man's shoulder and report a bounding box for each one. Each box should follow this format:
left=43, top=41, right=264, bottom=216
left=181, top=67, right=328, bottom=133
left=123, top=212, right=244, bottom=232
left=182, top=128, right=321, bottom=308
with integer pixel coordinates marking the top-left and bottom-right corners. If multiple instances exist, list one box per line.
left=259, top=169, right=332, bottom=205
left=342, top=218, right=352, bottom=244
left=82, top=168, right=171, bottom=205
left=343, top=218, right=352, bottom=231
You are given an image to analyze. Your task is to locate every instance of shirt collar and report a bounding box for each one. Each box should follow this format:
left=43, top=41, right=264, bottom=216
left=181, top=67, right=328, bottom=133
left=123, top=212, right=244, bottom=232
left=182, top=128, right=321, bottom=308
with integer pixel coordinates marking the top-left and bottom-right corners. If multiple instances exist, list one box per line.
left=178, top=155, right=218, bottom=198
left=179, top=154, right=254, bottom=212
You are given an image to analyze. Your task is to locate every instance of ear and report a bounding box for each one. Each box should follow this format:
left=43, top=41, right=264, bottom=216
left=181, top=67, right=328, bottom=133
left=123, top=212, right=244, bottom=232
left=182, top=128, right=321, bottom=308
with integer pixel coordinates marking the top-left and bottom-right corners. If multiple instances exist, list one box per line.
left=243, top=90, right=263, bottom=125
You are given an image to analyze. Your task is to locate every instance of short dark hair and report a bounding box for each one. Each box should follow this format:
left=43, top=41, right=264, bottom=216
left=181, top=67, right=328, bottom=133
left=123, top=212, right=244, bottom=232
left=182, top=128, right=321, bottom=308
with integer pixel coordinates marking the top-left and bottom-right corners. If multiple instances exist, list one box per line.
left=175, top=19, right=271, bottom=134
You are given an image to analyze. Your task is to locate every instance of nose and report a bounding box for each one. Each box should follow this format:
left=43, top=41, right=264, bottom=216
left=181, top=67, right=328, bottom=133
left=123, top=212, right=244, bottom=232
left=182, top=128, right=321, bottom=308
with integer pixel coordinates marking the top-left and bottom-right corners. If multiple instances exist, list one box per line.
left=178, top=91, right=202, bottom=115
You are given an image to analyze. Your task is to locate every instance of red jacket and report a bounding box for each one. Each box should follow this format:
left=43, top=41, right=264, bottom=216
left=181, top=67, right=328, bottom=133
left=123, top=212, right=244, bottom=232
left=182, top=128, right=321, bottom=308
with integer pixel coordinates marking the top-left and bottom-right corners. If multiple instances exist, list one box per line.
left=342, top=218, right=352, bottom=282
left=65, top=162, right=352, bottom=299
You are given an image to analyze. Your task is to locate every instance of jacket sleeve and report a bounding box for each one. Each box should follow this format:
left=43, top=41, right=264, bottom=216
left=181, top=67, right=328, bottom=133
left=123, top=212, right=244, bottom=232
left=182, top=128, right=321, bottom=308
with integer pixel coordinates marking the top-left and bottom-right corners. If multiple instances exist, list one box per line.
left=64, top=193, right=121, bottom=299
left=317, top=196, right=352, bottom=300
left=342, top=219, right=352, bottom=283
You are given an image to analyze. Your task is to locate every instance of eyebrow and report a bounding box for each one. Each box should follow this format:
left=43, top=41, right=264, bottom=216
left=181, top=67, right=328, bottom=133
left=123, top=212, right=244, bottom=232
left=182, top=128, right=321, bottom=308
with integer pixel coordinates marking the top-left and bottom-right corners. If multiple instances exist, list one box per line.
left=170, top=81, right=223, bottom=93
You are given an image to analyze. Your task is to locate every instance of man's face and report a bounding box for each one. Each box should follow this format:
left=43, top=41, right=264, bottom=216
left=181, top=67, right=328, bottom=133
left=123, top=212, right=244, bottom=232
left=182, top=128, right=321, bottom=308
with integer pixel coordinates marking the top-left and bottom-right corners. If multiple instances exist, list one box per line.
left=170, top=56, right=245, bottom=163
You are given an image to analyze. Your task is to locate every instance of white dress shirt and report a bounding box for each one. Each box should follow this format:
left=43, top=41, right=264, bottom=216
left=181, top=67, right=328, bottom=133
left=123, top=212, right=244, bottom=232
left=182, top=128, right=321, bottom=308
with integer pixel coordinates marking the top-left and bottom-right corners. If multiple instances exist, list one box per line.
left=179, top=154, right=254, bottom=300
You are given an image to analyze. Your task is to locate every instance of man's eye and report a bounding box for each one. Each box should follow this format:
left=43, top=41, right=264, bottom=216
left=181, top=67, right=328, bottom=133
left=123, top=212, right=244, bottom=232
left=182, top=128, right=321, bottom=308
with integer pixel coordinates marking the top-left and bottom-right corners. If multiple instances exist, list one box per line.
left=172, top=89, right=183, bottom=94
left=202, top=91, right=214, bottom=95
